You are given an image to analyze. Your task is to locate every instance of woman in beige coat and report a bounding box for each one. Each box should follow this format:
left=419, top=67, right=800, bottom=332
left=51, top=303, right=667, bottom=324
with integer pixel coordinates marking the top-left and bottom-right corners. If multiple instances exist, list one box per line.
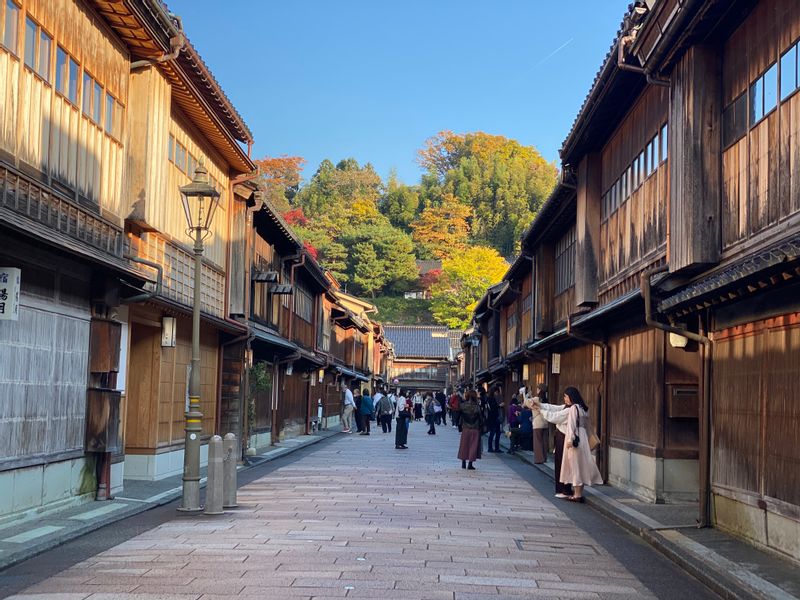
left=534, top=386, right=602, bottom=502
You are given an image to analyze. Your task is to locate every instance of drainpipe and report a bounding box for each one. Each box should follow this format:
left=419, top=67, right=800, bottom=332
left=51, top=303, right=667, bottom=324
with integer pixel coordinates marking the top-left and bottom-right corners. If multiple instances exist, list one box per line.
left=121, top=256, right=162, bottom=303
left=566, top=315, right=610, bottom=482
left=617, top=34, right=670, bottom=87
left=287, top=254, right=306, bottom=342
left=130, top=15, right=185, bottom=71
left=641, top=265, right=712, bottom=528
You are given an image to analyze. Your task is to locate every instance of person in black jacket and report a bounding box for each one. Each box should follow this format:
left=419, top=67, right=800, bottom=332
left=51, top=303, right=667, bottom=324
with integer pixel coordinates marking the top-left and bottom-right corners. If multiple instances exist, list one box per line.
left=485, top=386, right=504, bottom=453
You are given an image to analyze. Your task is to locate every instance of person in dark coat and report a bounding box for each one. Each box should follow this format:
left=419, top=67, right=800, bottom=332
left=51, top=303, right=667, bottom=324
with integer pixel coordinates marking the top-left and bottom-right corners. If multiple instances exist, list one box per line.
left=353, top=386, right=363, bottom=433
left=485, top=387, right=503, bottom=453
left=359, top=389, right=374, bottom=435
left=458, top=390, right=483, bottom=469
left=436, top=390, right=447, bottom=426
left=395, top=395, right=411, bottom=449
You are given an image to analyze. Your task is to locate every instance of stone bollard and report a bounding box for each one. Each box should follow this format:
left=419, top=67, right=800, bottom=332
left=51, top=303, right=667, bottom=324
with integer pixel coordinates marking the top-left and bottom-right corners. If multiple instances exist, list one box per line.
left=223, top=433, right=238, bottom=509
left=204, top=435, right=224, bottom=515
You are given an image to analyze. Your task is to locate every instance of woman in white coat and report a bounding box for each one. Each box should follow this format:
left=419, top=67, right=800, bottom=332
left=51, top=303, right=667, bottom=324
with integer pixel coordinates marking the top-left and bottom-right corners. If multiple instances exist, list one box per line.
left=534, top=386, right=602, bottom=502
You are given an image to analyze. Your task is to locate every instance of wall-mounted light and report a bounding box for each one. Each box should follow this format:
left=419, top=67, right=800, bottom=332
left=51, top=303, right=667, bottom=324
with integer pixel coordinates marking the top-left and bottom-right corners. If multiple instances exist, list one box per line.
left=669, top=332, right=689, bottom=348
left=318, top=368, right=325, bottom=382
left=285, top=362, right=294, bottom=376
left=161, top=316, right=176, bottom=347
left=245, top=348, right=253, bottom=368
left=522, top=364, right=529, bottom=380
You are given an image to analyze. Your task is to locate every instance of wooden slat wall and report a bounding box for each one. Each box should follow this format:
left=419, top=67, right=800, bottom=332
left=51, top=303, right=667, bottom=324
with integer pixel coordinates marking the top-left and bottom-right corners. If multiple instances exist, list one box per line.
left=278, top=371, right=308, bottom=439
left=0, top=258, right=91, bottom=467
left=669, top=44, right=722, bottom=271
left=550, top=345, right=602, bottom=419
left=608, top=328, right=663, bottom=451
left=123, top=309, right=219, bottom=452
left=721, top=0, right=800, bottom=250
left=553, top=287, right=574, bottom=326
left=713, top=313, right=800, bottom=508
left=162, top=110, right=230, bottom=268
left=599, top=85, right=668, bottom=299
left=0, top=0, right=128, bottom=215
left=521, top=274, right=533, bottom=343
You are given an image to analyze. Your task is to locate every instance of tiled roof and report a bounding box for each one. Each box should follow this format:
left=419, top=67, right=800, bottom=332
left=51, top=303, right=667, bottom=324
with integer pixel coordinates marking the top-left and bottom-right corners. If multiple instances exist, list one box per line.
left=448, top=330, right=464, bottom=355
left=384, top=326, right=451, bottom=360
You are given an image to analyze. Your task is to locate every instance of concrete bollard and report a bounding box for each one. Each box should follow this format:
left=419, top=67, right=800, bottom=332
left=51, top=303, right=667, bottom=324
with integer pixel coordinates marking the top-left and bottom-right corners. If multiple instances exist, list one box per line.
left=204, top=435, right=224, bottom=515
left=223, top=432, right=238, bottom=509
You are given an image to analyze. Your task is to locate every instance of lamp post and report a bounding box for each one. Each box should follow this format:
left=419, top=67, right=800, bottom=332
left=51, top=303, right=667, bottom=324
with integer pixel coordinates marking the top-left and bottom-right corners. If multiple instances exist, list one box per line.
left=178, top=161, right=220, bottom=512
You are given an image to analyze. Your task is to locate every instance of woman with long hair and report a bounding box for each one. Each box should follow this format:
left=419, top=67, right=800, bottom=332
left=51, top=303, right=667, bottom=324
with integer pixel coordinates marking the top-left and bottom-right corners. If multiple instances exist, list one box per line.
left=534, top=386, right=602, bottom=501
left=457, top=390, right=484, bottom=470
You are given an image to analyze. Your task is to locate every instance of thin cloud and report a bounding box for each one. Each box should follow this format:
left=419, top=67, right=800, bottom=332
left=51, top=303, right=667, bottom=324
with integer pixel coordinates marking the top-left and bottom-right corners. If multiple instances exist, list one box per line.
left=514, top=37, right=575, bottom=85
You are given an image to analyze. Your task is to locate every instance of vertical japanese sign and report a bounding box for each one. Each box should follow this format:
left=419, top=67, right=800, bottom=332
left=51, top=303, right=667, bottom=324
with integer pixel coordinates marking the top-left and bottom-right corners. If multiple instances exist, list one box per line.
left=0, top=267, right=21, bottom=321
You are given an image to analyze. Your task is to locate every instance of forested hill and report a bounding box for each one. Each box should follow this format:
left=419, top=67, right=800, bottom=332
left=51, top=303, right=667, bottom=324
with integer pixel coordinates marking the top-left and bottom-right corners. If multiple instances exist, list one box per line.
left=256, top=131, right=557, bottom=329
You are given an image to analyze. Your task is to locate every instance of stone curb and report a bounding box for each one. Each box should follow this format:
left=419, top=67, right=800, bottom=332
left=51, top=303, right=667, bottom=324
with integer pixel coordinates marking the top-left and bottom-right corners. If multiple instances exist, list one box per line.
left=498, top=436, right=796, bottom=600
left=0, top=431, right=341, bottom=573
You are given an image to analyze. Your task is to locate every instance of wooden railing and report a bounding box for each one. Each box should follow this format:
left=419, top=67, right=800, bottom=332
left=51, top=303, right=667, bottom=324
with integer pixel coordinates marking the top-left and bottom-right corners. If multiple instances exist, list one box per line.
left=0, top=164, right=124, bottom=258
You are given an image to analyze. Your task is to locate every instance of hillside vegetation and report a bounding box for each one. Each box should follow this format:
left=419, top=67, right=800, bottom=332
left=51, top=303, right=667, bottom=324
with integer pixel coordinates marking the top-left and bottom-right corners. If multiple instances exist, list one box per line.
left=256, top=132, right=557, bottom=328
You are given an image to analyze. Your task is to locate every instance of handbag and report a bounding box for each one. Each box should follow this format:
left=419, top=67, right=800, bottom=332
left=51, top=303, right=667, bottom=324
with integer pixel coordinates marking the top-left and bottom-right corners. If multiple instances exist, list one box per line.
left=571, top=433, right=580, bottom=448
left=588, top=432, right=601, bottom=450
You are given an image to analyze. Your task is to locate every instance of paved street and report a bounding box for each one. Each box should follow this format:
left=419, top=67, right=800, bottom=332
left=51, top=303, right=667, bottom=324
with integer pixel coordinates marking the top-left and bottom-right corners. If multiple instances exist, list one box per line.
left=2, top=424, right=716, bottom=600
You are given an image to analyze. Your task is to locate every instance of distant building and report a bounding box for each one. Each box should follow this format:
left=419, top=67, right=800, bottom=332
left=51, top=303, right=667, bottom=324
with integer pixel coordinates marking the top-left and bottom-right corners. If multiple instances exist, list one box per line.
left=384, top=325, right=453, bottom=392
left=403, top=260, right=443, bottom=300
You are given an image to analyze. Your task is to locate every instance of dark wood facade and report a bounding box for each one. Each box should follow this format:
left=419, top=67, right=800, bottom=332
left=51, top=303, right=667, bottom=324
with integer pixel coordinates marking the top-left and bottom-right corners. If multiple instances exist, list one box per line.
left=473, top=0, right=800, bottom=561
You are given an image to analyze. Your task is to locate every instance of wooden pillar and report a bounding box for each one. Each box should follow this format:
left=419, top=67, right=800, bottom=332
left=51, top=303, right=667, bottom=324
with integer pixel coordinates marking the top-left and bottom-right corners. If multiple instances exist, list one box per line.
left=575, top=154, right=602, bottom=306
left=669, top=44, right=722, bottom=272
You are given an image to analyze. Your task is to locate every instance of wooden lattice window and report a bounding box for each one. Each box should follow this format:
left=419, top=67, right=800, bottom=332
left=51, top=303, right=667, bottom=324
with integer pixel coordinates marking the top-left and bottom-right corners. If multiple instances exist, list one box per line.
left=555, top=226, right=576, bottom=295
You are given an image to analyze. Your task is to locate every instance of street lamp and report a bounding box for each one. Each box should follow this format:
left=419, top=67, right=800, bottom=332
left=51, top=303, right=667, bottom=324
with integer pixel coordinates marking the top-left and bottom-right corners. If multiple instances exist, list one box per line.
left=178, top=161, right=220, bottom=512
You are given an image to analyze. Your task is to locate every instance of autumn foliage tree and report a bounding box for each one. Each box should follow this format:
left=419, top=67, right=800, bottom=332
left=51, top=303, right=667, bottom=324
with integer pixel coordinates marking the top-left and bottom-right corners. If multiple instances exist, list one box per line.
left=430, top=246, right=508, bottom=328
left=417, top=131, right=557, bottom=256
left=410, top=193, right=472, bottom=259
left=253, top=155, right=305, bottom=213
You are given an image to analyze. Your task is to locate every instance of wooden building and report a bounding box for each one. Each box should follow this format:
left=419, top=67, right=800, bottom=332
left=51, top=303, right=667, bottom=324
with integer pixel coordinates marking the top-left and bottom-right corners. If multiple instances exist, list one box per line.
left=474, top=0, right=800, bottom=562
left=384, top=325, right=454, bottom=393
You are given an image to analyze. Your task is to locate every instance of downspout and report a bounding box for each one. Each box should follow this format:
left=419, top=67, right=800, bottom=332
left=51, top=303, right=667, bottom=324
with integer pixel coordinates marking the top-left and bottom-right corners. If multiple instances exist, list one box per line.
left=130, top=15, right=185, bottom=71
left=566, top=316, right=610, bottom=482
left=285, top=253, right=306, bottom=342
left=121, top=256, right=163, bottom=303
left=617, top=34, right=670, bottom=87
left=641, top=265, right=712, bottom=528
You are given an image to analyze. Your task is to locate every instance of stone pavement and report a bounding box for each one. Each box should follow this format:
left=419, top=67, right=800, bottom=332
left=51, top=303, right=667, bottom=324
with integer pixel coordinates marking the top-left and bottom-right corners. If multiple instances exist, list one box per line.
left=4, top=422, right=709, bottom=600
left=498, top=437, right=800, bottom=600
left=0, top=430, right=339, bottom=572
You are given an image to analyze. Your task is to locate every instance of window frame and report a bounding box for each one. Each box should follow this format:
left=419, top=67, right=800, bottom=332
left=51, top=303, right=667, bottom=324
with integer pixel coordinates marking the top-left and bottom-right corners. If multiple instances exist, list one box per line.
left=749, top=62, right=778, bottom=127
left=23, top=13, right=35, bottom=69
left=2, top=0, right=20, bottom=57
left=37, top=25, right=52, bottom=81
left=554, top=225, right=576, bottom=295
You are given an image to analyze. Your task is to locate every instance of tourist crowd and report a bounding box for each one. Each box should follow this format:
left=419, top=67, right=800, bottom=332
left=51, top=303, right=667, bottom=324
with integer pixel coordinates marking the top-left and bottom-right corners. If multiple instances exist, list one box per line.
left=339, top=379, right=602, bottom=503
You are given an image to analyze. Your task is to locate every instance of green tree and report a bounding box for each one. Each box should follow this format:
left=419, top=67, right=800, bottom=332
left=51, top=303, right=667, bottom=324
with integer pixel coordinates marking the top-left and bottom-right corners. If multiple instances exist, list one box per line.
left=380, top=170, right=421, bottom=231
left=351, top=242, right=384, bottom=297
left=430, top=246, right=508, bottom=328
left=417, top=131, right=557, bottom=256
left=343, top=222, right=418, bottom=296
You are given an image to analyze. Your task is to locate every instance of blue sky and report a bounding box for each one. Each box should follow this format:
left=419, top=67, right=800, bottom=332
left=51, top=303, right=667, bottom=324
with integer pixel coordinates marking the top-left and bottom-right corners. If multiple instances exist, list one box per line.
left=168, top=1, right=629, bottom=184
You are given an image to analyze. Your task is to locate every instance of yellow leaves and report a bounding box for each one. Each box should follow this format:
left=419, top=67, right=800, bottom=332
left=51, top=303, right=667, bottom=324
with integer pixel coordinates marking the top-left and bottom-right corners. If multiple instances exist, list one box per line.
left=410, top=193, right=472, bottom=260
